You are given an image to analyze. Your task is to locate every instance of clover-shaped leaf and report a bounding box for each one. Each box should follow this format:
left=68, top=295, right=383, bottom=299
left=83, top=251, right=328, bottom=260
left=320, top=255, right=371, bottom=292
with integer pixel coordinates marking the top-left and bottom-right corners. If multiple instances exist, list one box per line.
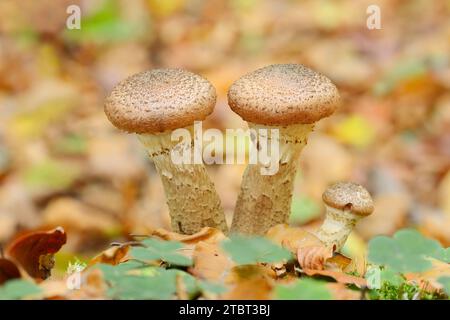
left=368, top=229, right=449, bottom=273
left=438, top=276, right=450, bottom=296
left=221, top=235, right=292, bottom=265
left=130, top=238, right=192, bottom=266
left=274, top=278, right=332, bottom=300
left=0, top=279, right=42, bottom=300
left=99, top=263, right=199, bottom=300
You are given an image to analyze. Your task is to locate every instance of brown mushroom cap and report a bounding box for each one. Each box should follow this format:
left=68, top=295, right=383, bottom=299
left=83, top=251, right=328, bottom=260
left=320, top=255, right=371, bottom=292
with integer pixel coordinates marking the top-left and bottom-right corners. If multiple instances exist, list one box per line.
left=104, top=69, right=216, bottom=133
left=322, top=182, right=374, bottom=216
left=227, top=64, right=340, bottom=126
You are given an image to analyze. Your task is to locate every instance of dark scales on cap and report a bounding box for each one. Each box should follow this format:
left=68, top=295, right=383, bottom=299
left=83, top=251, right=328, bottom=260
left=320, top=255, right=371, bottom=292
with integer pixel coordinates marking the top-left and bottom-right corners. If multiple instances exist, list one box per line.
left=228, top=64, right=340, bottom=126
left=105, top=69, right=216, bottom=134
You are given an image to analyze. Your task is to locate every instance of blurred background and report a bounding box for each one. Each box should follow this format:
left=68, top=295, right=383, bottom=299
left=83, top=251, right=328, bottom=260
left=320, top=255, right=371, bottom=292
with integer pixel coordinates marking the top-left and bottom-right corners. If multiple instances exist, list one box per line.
left=0, top=0, right=449, bottom=267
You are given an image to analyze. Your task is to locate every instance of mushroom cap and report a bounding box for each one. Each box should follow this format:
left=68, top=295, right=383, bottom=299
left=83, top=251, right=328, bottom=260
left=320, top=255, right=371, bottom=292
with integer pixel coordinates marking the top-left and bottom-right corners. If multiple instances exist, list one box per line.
left=104, top=69, right=216, bottom=133
left=322, top=182, right=374, bottom=216
left=227, top=64, right=340, bottom=126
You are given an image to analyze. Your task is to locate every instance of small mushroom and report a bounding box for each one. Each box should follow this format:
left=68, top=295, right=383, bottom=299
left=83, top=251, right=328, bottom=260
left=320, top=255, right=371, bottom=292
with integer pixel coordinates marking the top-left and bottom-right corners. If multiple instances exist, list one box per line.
left=227, top=64, right=340, bottom=234
left=315, top=182, right=374, bottom=251
left=104, top=69, right=227, bottom=234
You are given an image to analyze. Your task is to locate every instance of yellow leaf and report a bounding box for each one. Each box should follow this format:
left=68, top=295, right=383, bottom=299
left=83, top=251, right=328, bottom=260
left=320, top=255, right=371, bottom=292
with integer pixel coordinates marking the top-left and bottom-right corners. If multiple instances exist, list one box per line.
left=331, top=115, right=375, bottom=148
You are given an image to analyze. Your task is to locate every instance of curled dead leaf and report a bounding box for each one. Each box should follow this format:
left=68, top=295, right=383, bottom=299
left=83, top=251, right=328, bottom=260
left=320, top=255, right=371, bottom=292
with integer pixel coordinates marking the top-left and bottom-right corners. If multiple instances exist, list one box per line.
left=149, top=227, right=226, bottom=245
left=6, top=227, right=67, bottom=280
left=0, top=257, right=21, bottom=284
left=297, top=245, right=334, bottom=270
left=89, top=245, right=130, bottom=266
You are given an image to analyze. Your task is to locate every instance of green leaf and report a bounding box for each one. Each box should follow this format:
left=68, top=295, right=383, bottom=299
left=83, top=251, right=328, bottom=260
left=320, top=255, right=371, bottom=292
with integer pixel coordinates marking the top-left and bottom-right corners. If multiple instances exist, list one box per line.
left=438, top=276, right=450, bottom=296
left=64, top=0, right=144, bottom=44
left=368, top=229, right=449, bottom=273
left=99, top=263, right=175, bottom=299
left=98, top=262, right=200, bottom=300
left=0, top=280, right=42, bottom=300
left=54, top=134, right=87, bottom=155
left=108, top=271, right=176, bottom=300
left=130, top=238, right=192, bottom=266
left=274, top=278, right=332, bottom=300
left=198, top=281, right=227, bottom=295
left=373, top=59, right=428, bottom=95
left=221, top=235, right=292, bottom=265
left=289, top=196, right=321, bottom=224
left=365, top=265, right=405, bottom=290
left=98, top=260, right=147, bottom=282
left=22, top=159, right=81, bottom=190
left=380, top=268, right=405, bottom=287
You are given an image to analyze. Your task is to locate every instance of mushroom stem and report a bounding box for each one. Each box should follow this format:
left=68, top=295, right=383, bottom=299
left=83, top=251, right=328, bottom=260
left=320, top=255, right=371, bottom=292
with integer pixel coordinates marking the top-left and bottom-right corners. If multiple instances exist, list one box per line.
left=313, top=205, right=360, bottom=251
left=230, top=123, right=314, bottom=235
left=138, top=126, right=227, bottom=235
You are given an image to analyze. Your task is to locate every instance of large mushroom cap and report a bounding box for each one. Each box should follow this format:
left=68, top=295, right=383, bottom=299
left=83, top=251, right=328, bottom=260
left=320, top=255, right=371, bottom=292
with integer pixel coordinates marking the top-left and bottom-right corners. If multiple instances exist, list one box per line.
left=322, top=182, right=374, bottom=216
left=227, top=64, right=340, bottom=126
left=105, top=69, right=216, bottom=133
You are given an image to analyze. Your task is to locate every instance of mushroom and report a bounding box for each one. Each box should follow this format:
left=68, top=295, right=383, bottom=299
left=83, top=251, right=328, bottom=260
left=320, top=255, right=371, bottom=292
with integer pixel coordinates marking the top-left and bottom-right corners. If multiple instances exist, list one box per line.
left=315, top=182, right=374, bottom=251
left=104, top=69, right=227, bottom=234
left=227, top=64, right=340, bottom=234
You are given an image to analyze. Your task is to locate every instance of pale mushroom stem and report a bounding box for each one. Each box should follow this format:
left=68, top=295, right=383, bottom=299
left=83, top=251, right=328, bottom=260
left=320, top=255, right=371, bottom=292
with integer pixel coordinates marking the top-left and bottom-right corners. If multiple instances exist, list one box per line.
left=138, top=127, right=227, bottom=235
left=314, top=206, right=360, bottom=251
left=230, top=123, right=314, bottom=235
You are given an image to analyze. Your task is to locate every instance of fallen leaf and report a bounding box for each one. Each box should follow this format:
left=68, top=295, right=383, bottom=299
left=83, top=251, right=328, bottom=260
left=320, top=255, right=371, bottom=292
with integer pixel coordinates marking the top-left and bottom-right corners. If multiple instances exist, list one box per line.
left=356, top=193, right=409, bottom=240
left=405, top=259, right=450, bottom=291
left=0, top=258, right=21, bottom=285
left=42, top=197, right=120, bottom=235
left=266, top=224, right=323, bottom=254
left=149, top=227, right=226, bottom=245
left=327, top=282, right=361, bottom=300
left=6, top=227, right=67, bottom=280
left=190, top=241, right=234, bottom=282
left=297, top=245, right=334, bottom=270
left=89, top=245, right=130, bottom=267
left=222, top=265, right=274, bottom=300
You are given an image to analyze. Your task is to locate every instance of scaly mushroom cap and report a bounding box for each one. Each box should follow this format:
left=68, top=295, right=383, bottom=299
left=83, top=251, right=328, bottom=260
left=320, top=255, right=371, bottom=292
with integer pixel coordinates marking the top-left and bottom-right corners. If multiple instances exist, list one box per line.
left=322, top=182, right=374, bottom=216
left=227, top=64, right=340, bottom=126
left=104, top=69, right=216, bottom=133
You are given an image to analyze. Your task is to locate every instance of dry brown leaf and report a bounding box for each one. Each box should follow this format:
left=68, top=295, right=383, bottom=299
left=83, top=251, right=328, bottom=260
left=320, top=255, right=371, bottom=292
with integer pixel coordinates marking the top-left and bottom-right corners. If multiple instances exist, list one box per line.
left=356, top=193, right=408, bottom=239
left=327, top=282, right=361, bottom=300
left=0, top=257, right=21, bottom=284
left=405, top=259, right=450, bottom=291
left=297, top=245, right=334, bottom=270
left=89, top=245, right=130, bottom=266
left=189, top=241, right=233, bottom=282
left=267, top=224, right=342, bottom=271
left=328, top=253, right=352, bottom=270
left=6, top=227, right=67, bottom=280
left=266, top=224, right=323, bottom=253
left=222, top=265, right=274, bottom=300
left=420, top=214, right=450, bottom=247
left=149, top=227, right=226, bottom=245
left=42, top=197, right=119, bottom=234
